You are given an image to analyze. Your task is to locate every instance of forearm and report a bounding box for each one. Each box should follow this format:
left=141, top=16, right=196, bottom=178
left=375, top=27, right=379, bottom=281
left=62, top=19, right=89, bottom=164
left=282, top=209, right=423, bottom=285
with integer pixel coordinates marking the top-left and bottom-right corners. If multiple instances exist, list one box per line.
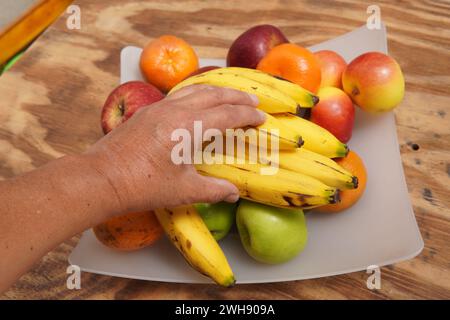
left=0, top=154, right=119, bottom=292
left=0, top=86, right=260, bottom=293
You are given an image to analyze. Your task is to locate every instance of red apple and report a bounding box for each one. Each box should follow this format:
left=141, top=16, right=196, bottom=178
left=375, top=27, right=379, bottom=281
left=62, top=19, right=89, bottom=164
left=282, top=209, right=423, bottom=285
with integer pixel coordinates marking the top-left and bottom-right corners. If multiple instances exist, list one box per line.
left=342, top=52, right=405, bottom=113
left=311, top=87, right=355, bottom=143
left=101, top=81, right=164, bottom=134
left=227, top=25, right=289, bottom=69
left=185, top=65, right=220, bottom=79
left=314, top=50, right=347, bottom=89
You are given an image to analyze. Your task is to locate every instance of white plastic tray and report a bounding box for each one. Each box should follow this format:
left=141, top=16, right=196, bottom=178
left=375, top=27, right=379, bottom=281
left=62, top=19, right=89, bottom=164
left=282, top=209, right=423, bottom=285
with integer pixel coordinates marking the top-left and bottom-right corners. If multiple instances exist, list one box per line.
left=69, top=24, right=423, bottom=284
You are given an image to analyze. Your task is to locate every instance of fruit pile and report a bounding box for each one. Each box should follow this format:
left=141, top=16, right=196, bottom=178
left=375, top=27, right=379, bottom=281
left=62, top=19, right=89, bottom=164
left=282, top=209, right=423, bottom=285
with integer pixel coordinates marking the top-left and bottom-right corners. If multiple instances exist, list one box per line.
left=95, top=25, right=405, bottom=286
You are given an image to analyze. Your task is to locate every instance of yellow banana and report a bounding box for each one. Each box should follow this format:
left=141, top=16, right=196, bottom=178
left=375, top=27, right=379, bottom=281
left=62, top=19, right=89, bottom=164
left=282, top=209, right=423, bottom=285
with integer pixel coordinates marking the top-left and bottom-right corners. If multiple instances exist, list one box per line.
left=195, top=156, right=339, bottom=208
left=219, top=140, right=355, bottom=189
left=236, top=112, right=302, bottom=151
left=205, top=112, right=301, bottom=152
left=203, top=67, right=319, bottom=108
left=154, top=206, right=235, bottom=287
left=274, top=113, right=349, bottom=158
left=169, top=72, right=299, bottom=114
left=271, top=149, right=357, bottom=189
left=256, top=113, right=303, bottom=149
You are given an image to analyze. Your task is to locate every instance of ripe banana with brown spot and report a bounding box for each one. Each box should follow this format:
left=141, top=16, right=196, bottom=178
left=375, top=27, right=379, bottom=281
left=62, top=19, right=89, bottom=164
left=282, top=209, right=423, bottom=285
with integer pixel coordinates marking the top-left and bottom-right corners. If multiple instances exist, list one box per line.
left=270, top=148, right=357, bottom=190
left=203, top=67, right=319, bottom=108
left=195, top=155, right=339, bottom=209
left=169, top=71, right=300, bottom=114
left=154, top=206, right=235, bottom=287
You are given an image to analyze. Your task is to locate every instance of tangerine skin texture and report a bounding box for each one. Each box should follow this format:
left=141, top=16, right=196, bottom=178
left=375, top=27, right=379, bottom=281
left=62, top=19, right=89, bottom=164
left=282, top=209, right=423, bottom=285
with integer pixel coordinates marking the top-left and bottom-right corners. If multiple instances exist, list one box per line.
left=94, top=211, right=164, bottom=251
left=257, top=43, right=322, bottom=94
left=140, top=35, right=199, bottom=92
left=318, top=151, right=367, bottom=213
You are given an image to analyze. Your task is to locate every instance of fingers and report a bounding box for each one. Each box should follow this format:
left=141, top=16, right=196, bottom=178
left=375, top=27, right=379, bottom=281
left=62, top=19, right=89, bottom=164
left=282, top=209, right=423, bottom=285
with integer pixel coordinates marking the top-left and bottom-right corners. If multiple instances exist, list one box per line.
left=165, top=84, right=212, bottom=101
left=198, top=104, right=266, bottom=133
left=169, top=85, right=259, bottom=110
left=191, top=175, right=240, bottom=204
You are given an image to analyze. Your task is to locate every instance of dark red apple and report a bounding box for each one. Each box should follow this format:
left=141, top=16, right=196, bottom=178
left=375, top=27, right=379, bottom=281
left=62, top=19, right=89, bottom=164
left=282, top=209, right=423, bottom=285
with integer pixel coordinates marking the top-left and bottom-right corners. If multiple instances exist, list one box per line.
left=185, top=65, right=220, bottom=79
left=227, top=25, right=289, bottom=69
left=311, top=87, right=355, bottom=143
left=101, top=81, right=164, bottom=134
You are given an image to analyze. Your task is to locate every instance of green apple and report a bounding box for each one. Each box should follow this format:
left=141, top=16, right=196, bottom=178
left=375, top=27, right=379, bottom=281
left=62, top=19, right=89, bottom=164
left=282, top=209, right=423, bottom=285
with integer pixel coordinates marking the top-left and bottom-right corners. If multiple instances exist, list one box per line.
left=236, top=200, right=307, bottom=264
left=194, top=202, right=237, bottom=241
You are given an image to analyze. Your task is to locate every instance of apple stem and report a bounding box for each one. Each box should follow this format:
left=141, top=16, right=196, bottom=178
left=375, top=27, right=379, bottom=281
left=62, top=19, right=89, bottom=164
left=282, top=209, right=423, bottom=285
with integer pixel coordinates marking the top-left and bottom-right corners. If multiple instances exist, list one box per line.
left=118, top=100, right=125, bottom=116
left=352, top=87, right=360, bottom=96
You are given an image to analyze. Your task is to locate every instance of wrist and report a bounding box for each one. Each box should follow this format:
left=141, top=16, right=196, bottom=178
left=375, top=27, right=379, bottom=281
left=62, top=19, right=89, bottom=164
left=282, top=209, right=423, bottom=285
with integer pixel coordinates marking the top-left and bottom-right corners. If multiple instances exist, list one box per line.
left=72, top=153, right=126, bottom=221
left=59, top=153, right=124, bottom=223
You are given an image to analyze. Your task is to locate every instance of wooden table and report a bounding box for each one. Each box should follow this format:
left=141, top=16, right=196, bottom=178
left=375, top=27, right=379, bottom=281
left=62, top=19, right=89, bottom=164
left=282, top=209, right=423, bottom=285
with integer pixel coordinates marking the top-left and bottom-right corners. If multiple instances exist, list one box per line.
left=0, top=0, right=449, bottom=300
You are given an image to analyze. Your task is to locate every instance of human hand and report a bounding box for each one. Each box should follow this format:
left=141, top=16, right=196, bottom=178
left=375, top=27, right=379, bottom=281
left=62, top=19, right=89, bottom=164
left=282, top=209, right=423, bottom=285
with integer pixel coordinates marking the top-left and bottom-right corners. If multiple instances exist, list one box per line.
left=84, top=85, right=265, bottom=217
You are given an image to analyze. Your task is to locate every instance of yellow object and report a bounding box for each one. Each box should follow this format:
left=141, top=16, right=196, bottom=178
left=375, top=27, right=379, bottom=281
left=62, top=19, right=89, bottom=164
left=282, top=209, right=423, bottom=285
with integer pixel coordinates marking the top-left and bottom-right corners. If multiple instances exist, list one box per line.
left=274, top=148, right=357, bottom=189
left=274, top=113, right=349, bottom=158
left=253, top=113, right=302, bottom=150
left=195, top=155, right=339, bottom=208
left=169, top=71, right=299, bottom=114
left=154, top=206, right=235, bottom=287
left=0, top=0, right=73, bottom=65
left=220, top=143, right=356, bottom=189
left=204, top=67, right=319, bottom=108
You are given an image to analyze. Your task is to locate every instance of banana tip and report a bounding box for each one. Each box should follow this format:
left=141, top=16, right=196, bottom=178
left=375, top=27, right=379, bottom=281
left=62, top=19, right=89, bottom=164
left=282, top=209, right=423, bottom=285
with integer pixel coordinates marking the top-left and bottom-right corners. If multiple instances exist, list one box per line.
left=296, top=106, right=312, bottom=119
left=343, top=144, right=350, bottom=156
left=312, top=95, right=320, bottom=105
left=223, top=277, right=236, bottom=288
left=295, top=105, right=309, bottom=117
left=297, top=137, right=304, bottom=148
left=331, top=190, right=341, bottom=204
left=352, top=176, right=359, bottom=189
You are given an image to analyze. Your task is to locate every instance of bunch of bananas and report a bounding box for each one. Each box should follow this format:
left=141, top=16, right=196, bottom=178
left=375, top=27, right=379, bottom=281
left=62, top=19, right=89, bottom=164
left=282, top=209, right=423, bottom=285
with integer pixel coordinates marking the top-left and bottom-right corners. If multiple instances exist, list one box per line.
left=155, top=67, right=358, bottom=286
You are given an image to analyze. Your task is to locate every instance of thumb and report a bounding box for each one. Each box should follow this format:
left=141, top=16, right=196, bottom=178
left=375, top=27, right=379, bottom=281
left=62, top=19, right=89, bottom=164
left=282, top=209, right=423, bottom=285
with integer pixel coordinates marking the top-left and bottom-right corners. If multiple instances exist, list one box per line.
left=194, top=175, right=240, bottom=204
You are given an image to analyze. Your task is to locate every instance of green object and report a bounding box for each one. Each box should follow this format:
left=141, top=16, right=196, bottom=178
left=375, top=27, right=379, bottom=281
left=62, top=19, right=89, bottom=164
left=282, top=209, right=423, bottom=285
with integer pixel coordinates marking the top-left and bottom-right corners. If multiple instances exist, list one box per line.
left=236, top=199, right=308, bottom=264
left=0, top=50, right=26, bottom=75
left=194, top=202, right=238, bottom=241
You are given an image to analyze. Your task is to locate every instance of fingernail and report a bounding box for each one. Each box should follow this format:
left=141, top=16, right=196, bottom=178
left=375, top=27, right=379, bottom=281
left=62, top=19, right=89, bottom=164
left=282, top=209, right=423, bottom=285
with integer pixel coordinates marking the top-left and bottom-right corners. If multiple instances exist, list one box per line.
left=248, top=93, right=259, bottom=105
left=256, top=109, right=266, bottom=122
left=224, top=193, right=240, bottom=203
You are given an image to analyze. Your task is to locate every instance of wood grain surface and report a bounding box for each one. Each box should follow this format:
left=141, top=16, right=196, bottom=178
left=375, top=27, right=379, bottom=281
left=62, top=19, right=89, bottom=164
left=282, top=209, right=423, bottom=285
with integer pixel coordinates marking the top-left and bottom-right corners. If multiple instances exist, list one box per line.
left=0, top=0, right=449, bottom=299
